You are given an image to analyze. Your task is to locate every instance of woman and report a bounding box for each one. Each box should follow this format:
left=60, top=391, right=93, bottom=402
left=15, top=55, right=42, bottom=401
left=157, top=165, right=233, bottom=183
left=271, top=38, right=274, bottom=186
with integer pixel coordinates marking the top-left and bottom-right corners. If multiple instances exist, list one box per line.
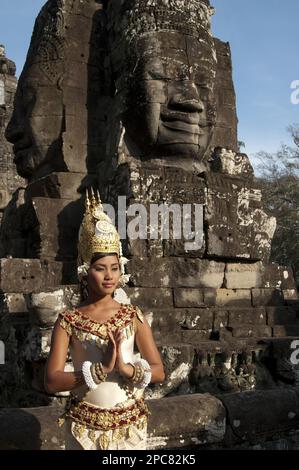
left=44, top=191, right=165, bottom=450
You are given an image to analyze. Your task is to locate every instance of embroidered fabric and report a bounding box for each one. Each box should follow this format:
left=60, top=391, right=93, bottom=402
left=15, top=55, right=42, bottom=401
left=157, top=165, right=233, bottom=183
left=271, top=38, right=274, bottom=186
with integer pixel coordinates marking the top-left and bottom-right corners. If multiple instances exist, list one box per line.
left=64, top=417, right=147, bottom=450
left=58, top=304, right=148, bottom=450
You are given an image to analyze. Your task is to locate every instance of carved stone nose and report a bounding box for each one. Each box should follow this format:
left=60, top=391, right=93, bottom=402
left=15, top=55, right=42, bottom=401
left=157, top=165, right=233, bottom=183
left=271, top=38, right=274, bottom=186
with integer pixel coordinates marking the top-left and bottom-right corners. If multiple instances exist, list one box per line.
left=169, top=93, right=204, bottom=113
left=5, top=116, right=23, bottom=143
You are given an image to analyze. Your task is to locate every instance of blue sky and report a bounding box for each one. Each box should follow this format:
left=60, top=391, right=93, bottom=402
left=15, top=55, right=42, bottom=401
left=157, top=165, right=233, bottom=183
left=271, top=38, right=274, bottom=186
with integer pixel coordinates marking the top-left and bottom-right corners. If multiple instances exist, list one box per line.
left=1, top=0, right=298, bottom=163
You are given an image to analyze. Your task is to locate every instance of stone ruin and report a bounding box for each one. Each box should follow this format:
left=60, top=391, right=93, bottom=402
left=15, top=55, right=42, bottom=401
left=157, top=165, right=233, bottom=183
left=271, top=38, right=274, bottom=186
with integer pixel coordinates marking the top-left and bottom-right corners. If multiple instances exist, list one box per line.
left=0, top=0, right=299, bottom=450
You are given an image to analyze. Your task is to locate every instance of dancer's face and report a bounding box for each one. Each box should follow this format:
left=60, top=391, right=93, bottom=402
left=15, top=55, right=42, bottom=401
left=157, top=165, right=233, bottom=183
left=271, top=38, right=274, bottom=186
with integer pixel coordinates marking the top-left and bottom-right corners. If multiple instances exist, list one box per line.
left=87, top=255, right=121, bottom=296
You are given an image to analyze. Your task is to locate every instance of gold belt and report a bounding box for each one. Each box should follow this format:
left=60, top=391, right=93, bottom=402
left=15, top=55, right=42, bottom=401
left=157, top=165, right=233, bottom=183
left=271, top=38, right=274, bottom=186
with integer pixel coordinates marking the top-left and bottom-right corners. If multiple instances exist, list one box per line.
left=64, top=397, right=149, bottom=432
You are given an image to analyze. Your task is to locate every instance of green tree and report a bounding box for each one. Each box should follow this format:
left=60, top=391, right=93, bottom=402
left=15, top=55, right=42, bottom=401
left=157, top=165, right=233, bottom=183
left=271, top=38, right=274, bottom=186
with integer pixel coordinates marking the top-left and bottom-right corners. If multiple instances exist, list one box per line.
left=256, top=125, right=299, bottom=286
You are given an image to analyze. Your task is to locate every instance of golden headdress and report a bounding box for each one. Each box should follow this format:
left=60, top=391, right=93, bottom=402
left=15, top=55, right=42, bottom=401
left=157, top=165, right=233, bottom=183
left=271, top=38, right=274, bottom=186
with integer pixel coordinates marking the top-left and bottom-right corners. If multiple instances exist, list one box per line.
left=77, top=189, right=130, bottom=286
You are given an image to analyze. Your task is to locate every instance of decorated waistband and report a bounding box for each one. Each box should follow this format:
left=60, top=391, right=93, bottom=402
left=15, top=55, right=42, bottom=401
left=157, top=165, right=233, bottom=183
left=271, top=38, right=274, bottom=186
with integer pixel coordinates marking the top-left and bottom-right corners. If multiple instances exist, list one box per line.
left=62, top=397, right=149, bottom=432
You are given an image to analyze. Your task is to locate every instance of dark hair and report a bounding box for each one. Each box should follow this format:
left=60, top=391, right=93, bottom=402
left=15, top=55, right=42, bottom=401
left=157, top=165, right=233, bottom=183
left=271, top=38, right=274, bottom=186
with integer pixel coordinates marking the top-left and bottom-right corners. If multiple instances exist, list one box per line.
left=90, top=252, right=119, bottom=265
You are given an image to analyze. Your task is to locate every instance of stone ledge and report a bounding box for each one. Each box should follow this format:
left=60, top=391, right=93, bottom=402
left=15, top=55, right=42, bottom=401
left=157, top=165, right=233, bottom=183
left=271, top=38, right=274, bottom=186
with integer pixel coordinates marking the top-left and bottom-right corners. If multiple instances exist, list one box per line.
left=221, top=388, right=299, bottom=447
left=1, top=389, right=299, bottom=450
left=147, top=394, right=226, bottom=449
left=0, top=394, right=226, bottom=450
left=0, top=405, right=65, bottom=450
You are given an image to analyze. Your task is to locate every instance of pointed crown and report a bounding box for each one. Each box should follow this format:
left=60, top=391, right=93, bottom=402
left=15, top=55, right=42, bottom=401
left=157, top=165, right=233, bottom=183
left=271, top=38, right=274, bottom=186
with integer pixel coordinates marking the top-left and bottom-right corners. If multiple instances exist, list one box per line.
left=78, top=189, right=121, bottom=272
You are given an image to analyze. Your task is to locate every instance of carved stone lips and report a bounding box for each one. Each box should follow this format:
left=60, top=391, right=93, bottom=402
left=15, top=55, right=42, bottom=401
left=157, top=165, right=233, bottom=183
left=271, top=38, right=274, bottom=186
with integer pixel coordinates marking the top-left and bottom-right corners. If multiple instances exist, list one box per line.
left=13, top=141, right=32, bottom=162
left=14, top=141, right=31, bottom=154
left=161, top=111, right=200, bottom=125
left=161, top=111, right=205, bottom=134
left=162, top=120, right=202, bottom=134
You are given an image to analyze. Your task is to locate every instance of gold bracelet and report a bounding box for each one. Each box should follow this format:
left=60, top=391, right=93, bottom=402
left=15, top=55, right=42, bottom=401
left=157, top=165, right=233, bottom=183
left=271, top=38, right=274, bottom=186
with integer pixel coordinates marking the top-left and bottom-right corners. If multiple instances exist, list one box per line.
left=90, top=363, right=102, bottom=385
left=131, top=363, right=145, bottom=385
left=94, top=362, right=108, bottom=383
left=127, top=363, right=136, bottom=380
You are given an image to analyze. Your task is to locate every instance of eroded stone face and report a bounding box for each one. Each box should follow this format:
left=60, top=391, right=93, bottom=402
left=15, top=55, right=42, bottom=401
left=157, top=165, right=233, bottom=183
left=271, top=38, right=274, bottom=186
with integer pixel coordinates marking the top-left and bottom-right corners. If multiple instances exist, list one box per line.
left=5, top=1, right=66, bottom=180
left=123, top=34, right=216, bottom=160
left=6, top=64, right=65, bottom=180
left=5, top=0, right=106, bottom=181
left=107, top=0, right=217, bottom=166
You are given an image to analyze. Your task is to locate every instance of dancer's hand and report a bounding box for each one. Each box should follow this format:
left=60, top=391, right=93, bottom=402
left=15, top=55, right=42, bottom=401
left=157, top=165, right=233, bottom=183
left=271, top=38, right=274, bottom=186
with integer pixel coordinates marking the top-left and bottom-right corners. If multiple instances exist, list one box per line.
left=101, top=329, right=117, bottom=373
left=114, top=329, right=134, bottom=379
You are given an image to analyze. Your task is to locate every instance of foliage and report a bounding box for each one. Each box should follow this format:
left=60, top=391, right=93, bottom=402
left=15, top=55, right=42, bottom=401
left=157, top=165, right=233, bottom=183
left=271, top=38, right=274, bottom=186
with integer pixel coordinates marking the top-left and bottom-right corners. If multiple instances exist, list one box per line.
left=255, top=125, right=299, bottom=285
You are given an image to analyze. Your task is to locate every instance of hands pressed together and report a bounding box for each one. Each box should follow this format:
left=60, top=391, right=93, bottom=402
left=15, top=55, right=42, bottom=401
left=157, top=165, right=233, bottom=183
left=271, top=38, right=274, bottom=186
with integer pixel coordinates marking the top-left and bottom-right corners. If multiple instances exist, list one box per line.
left=101, top=328, right=134, bottom=379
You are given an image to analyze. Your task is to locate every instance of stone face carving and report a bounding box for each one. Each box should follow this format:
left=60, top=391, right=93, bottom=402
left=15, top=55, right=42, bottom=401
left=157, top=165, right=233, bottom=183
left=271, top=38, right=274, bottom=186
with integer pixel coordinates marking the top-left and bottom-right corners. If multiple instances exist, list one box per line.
left=106, top=0, right=217, bottom=170
left=5, top=1, right=66, bottom=180
left=0, top=46, right=24, bottom=232
left=5, top=0, right=107, bottom=182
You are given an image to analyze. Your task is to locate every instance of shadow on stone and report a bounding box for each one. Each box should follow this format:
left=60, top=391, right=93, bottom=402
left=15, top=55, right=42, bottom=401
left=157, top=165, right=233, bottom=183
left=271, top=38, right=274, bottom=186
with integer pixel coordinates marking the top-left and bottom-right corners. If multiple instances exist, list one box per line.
left=0, top=406, right=64, bottom=450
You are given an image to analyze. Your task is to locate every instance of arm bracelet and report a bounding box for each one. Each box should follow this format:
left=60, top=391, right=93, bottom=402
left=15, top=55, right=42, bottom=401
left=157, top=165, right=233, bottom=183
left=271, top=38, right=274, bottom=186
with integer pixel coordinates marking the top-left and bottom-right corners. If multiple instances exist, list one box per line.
left=130, top=359, right=152, bottom=389
left=82, top=361, right=98, bottom=390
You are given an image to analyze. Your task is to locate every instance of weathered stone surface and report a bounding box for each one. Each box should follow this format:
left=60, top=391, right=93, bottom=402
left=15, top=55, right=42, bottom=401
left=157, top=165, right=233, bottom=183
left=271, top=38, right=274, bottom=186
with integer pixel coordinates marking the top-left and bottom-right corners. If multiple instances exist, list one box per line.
left=205, top=173, right=276, bottom=262
left=221, top=388, right=299, bottom=446
left=124, top=287, right=173, bottom=309
left=283, top=289, right=299, bottom=301
left=1, top=194, right=84, bottom=262
left=156, top=329, right=212, bottom=344
left=0, top=406, right=65, bottom=450
left=108, top=163, right=207, bottom=259
left=209, top=148, right=254, bottom=179
left=211, top=39, right=238, bottom=152
left=26, top=172, right=86, bottom=200
left=272, top=325, right=299, bottom=338
left=225, top=262, right=263, bottom=289
left=285, top=299, right=299, bottom=310
left=252, top=288, right=285, bottom=307
left=0, top=292, right=28, bottom=315
left=262, top=264, right=297, bottom=290
left=225, top=263, right=297, bottom=290
left=174, top=288, right=254, bottom=308
left=41, top=260, right=78, bottom=286
left=23, top=328, right=53, bottom=361
left=30, top=197, right=84, bottom=261
left=266, top=307, right=298, bottom=325
left=0, top=46, right=25, bottom=227
left=227, top=325, right=272, bottom=339
left=215, top=289, right=252, bottom=308
left=213, top=309, right=229, bottom=329
left=146, top=344, right=194, bottom=399
left=0, top=259, right=43, bottom=293
left=0, top=259, right=78, bottom=293
left=26, top=289, right=68, bottom=327
left=128, top=258, right=225, bottom=288
left=174, top=289, right=205, bottom=308
left=151, top=308, right=214, bottom=332
left=0, top=189, right=27, bottom=258
left=147, top=394, right=226, bottom=449
left=228, top=308, right=267, bottom=325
